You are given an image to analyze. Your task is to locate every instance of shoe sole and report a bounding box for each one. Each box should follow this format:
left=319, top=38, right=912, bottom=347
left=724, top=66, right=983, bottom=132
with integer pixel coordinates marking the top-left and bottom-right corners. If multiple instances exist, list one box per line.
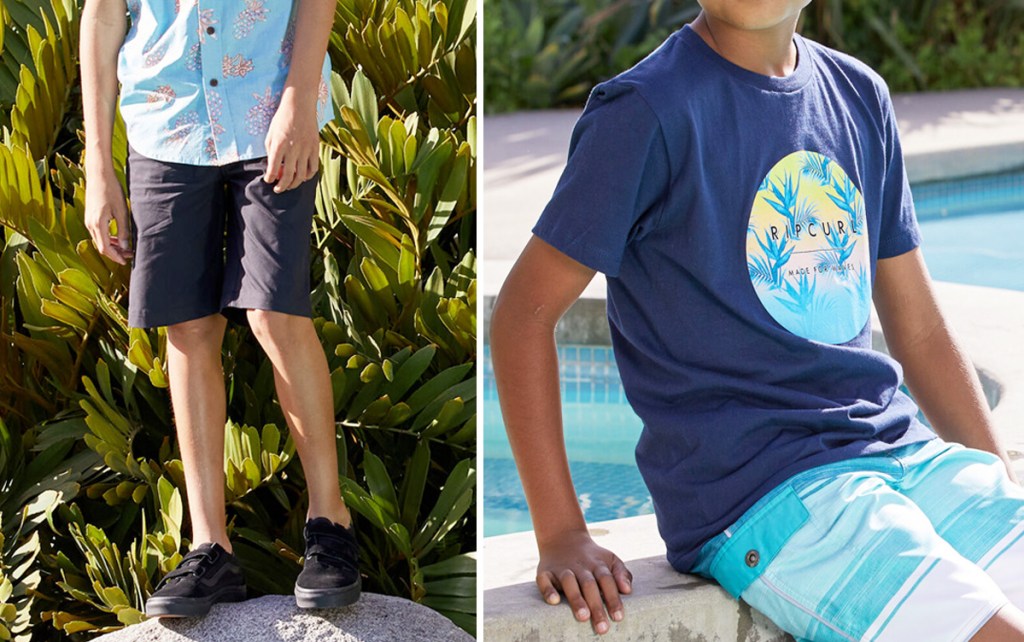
left=294, top=578, right=362, bottom=609
left=145, top=585, right=247, bottom=618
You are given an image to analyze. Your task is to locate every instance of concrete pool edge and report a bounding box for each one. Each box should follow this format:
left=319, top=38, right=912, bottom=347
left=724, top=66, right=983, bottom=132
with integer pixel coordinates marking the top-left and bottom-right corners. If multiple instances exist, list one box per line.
left=482, top=281, right=1024, bottom=641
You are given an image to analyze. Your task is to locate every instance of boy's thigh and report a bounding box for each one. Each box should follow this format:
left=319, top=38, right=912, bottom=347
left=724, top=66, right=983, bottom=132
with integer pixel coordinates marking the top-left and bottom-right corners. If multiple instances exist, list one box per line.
left=897, top=439, right=1024, bottom=605
left=126, top=144, right=227, bottom=329
left=701, top=463, right=1008, bottom=642
left=219, top=157, right=318, bottom=319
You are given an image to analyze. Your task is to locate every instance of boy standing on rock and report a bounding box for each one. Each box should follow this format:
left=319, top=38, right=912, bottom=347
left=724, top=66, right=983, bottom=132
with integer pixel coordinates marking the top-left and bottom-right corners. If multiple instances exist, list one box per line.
left=81, top=0, right=361, bottom=617
left=491, top=1, right=1024, bottom=639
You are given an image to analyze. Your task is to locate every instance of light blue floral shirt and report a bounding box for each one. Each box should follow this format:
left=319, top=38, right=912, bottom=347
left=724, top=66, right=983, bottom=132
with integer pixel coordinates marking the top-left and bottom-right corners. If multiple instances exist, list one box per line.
left=117, top=0, right=335, bottom=166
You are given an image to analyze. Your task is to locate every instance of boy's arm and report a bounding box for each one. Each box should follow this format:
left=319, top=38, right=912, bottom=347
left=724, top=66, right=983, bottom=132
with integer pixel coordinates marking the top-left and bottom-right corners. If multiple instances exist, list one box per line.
left=490, top=235, right=632, bottom=635
left=873, top=248, right=1017, bottom=482
left=80, top=0, right=131, bottom=265
left=264, top=0, right=335, bottom=193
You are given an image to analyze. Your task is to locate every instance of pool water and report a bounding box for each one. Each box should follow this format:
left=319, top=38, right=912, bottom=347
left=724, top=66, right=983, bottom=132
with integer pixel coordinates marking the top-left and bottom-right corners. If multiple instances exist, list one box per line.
left=483, top=170, right=1024, bottom=537
left=915, top=171, right=1024, bottom=291
left=482, top=345, right=649, bottom=536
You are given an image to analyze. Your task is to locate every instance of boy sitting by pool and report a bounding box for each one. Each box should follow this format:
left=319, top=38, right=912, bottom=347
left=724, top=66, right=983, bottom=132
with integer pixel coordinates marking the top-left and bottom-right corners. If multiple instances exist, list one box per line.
left=489, top=1, right=1024, bottom=640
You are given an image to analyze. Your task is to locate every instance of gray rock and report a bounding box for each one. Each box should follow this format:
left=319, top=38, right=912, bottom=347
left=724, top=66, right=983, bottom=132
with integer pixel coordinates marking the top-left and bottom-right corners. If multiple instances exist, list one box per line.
left=91, top=593, right=473, bottom=642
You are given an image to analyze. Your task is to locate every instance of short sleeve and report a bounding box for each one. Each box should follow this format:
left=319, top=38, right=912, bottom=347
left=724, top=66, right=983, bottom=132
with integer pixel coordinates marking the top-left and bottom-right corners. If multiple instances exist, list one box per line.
left=876, top=85, right=921, bottom=259
left=531, top=81, right=670, bottom=277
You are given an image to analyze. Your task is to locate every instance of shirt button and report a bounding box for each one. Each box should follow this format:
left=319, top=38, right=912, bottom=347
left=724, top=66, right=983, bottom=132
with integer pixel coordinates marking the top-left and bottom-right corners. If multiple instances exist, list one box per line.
left=745, top=550, right=760, bottom=567
left=206, top=26, right=215, bottom=34
left=209, top=78, right=218, bottom=87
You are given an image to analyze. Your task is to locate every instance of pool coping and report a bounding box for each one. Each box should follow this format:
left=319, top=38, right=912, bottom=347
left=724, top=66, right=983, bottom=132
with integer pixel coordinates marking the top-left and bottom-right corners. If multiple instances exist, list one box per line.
left=481, top=89, right=1024, bottom=641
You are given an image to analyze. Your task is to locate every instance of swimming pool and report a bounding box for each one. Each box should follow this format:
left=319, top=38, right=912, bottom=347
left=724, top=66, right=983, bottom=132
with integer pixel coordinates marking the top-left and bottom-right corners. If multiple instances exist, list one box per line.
left=482, top=345, right=649, bottom=536
left=483, top=170, right=1024, bottom=537
left=915, top=171, right=1024, bottom=291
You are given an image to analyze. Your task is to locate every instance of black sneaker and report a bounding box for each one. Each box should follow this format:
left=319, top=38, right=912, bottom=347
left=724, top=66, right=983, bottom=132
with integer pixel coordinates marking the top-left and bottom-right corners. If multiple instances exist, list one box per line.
left=144, top=542, right=246, bottom=618
left=294, top=517, right=362, bottom=608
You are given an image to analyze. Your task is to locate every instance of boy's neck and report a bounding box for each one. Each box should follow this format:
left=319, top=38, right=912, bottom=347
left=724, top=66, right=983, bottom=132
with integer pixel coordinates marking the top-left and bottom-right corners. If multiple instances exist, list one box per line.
left=691, top=11, right=800, bottom=78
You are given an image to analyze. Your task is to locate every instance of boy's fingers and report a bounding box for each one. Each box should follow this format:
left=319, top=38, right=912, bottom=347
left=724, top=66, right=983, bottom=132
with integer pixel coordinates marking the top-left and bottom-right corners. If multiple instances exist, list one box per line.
left=595, top=568, right=624, bottom=622
left=97, top=235, right=124, bottom=265
left=114, top=212, right=133, bottom=257
left=87, top=213, right=123, bottom=265
left=557, top=570, right=589, bottom=622
left=264, top=144, right=281, bottom=182
left=303, top=154, right=318, bottom=182
left=536, top=572, right=561, bottom=605
left=578, top=571, right=610, bottom=634
left=611, top=558, right=633, bottom=594
left=275, top=155, right=298, bottom=192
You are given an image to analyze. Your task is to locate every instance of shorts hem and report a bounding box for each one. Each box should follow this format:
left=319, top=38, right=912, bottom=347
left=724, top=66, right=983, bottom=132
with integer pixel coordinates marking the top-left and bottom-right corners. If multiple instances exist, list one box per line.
left=128, top=304, right=223, bottom=329
left=952, top=599, right=1009, bottom=642
left=219, top=296, right=313, bottom=319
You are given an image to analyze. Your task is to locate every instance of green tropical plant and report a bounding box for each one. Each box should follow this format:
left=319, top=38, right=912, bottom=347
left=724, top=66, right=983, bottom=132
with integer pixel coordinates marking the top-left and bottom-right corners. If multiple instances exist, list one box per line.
left=0, top=0, right=476, bottom=639
left=805, top=0, right=1024, bottom=90
left=484, top=0, right=1024, bottom=112
left=483, top=0, right=699, bottom=111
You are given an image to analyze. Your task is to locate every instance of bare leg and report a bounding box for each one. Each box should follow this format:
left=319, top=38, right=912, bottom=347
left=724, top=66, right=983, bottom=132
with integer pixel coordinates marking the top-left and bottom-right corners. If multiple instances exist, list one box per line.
left=166, top=313, right=232, bottom=552
left=246, top=309, right=351, bottom=527
left=972, top=605, right=1024, bottom=641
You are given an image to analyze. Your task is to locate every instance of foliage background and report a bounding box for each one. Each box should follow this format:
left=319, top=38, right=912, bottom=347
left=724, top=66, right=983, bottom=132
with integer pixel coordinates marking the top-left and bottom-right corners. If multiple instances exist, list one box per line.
left=0, top=0, right=477, bottom=639
left=484, top=0, right=1024, bottom=112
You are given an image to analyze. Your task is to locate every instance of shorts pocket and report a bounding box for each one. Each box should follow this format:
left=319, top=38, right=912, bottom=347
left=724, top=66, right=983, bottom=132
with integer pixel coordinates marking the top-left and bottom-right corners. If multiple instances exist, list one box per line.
left=709, top=485, right=810, bottom=599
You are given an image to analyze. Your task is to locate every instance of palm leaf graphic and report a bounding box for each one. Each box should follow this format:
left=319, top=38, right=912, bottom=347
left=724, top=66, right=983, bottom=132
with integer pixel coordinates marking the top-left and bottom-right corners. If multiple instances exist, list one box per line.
left=752, top=230, right=794, bottom=288
left=764, top=173, right=800, bottom=227
left=827, top=174, right=861, bottom=227
left=793, top=197, right=819, bottom=230
left=801, top=153, right=832, bottom=186
left=748, top=254, right=774, bottom=286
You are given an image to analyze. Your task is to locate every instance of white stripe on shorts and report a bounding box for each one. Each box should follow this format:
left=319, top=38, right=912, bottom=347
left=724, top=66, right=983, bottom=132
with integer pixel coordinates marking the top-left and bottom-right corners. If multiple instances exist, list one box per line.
left=869, top=555, right=1006, bottom=642
left=981, top=520, right=1024, bottom=607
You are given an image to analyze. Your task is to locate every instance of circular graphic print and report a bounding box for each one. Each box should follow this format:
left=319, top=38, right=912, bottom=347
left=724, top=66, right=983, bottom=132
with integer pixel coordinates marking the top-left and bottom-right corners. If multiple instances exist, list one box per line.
left=746, top=151, right=870, bottom=344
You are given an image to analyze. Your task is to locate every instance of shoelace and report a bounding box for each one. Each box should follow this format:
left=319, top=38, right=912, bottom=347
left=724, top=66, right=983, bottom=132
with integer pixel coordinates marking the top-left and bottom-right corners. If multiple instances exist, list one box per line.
left=154, top=548, right=220, bottom=590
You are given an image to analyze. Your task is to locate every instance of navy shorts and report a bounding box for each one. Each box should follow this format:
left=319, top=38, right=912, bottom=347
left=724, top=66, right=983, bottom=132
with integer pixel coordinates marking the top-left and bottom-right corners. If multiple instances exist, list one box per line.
left=125, top=143, right=318, bottom=329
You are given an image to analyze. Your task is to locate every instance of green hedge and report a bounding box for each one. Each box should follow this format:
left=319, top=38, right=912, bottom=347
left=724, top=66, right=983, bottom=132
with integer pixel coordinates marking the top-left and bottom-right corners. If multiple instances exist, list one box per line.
left=0, top=0, right=476, bottom=639
left=484, top=0, right=1024, bottom=113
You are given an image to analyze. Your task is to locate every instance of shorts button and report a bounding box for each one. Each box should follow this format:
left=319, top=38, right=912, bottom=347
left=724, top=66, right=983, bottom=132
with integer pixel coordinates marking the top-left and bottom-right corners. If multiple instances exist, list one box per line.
left=745, top=550, right=760, bottom=567
left=209, top=78, right=218, bottom=87
left=206, top=26, right=215, bottom=34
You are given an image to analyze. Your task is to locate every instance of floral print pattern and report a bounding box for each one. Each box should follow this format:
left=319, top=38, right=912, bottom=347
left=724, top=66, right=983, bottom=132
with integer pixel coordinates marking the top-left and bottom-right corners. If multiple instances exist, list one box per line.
left=198, top=8, right=218, bottom=43
left=168, top=111, right=199, bottom=146
left=279, top=18, right=296, bottom=69
left=147, top=84, right=176, bottom=105
left=245, top=86, right=281, bottom=136
left=116, top=0, right=334, bottom=166
left=233, top=0, right=269, bottom=39
left=222, top=54, right=255, bottom=78
left=184, top=43, right=202, bottom=72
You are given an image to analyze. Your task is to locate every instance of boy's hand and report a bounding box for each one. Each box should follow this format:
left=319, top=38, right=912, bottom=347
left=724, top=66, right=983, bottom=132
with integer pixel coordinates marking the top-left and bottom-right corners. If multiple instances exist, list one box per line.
left=536, top=529, right=633, bottom=635
left=85, top=169, right=133, bottom=265
left=264, top=91, right=319, bottom=193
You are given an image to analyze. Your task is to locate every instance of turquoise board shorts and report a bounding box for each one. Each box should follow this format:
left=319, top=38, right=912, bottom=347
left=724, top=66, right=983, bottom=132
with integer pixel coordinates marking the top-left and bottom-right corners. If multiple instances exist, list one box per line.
left=692, top=438, right=1024, bottom=642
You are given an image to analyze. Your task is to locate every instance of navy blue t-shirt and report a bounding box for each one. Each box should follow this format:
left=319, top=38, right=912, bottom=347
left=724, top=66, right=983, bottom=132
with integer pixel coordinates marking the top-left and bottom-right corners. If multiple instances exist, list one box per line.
left=532, top=24, right=936, bottom=573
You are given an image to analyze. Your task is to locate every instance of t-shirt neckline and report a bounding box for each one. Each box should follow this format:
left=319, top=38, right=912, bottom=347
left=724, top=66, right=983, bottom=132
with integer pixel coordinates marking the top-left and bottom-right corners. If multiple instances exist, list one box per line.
left=675, top=23, right=813, bottom=92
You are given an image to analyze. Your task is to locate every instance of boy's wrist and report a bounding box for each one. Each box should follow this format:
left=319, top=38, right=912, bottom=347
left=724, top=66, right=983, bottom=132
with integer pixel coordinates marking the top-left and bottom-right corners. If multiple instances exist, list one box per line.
left=535, top=522, right=591, bottom=550
left=84, top=154, right=118, bottom=181
left=281, top=83, right=318, bottom=108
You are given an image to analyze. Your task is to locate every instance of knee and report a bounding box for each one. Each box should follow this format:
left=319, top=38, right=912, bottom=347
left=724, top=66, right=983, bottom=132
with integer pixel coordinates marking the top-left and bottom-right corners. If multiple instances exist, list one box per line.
left=246, top=309, right=305, bottom=349
left=166, top=314, right=226, bottom=353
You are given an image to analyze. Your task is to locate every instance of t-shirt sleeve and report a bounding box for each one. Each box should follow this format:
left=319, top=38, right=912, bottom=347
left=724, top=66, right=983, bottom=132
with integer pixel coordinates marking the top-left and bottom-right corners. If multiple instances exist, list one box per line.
left=876, top=84, right=921, bottom=259
left=531, top=81, right=670, bottom=277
